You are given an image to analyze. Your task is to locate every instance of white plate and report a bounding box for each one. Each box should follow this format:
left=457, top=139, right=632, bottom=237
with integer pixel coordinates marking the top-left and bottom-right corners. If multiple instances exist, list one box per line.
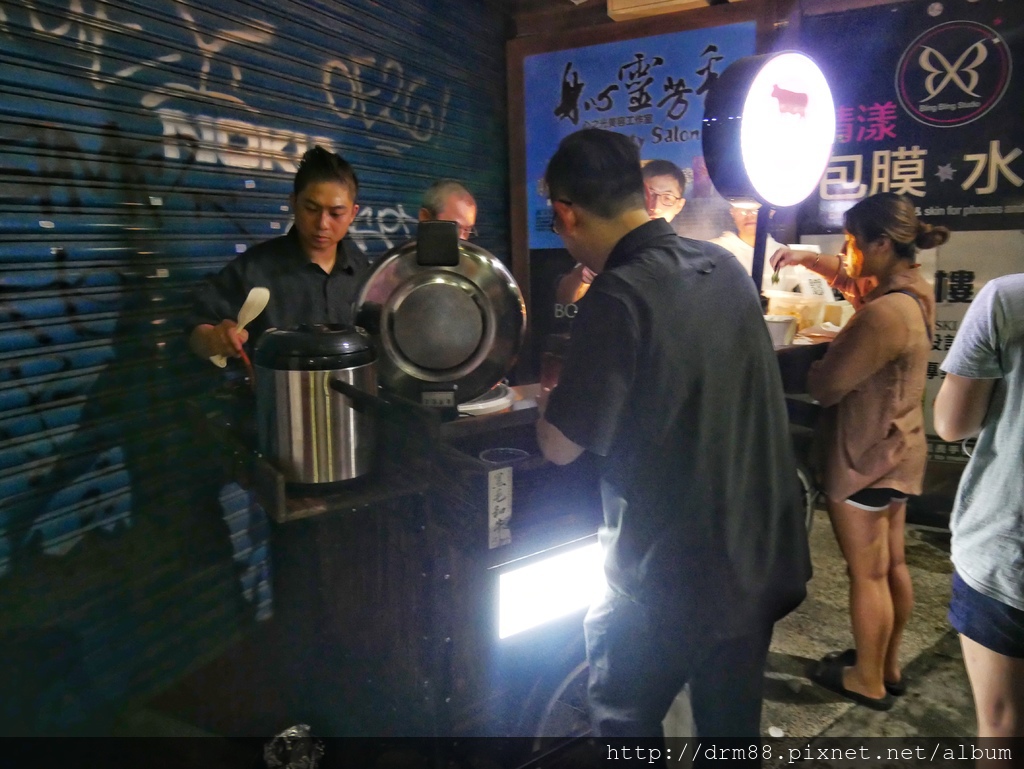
left=457, top=383, right=513, bottom=415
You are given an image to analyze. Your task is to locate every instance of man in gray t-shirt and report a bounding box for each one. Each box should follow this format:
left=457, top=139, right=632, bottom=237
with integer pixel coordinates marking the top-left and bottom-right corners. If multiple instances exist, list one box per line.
left=934, top=272, right=1024, bottom=739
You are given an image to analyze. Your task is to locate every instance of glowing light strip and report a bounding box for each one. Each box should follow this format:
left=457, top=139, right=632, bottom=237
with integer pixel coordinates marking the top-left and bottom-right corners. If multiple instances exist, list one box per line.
left=497, top=542, right=606, bottom=639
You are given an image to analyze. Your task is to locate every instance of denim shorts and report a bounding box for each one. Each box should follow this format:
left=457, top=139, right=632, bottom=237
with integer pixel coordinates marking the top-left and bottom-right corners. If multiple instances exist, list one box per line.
left=948, top=570, right=1024, bottom=659
left=846, top=486, right=909, bottom=511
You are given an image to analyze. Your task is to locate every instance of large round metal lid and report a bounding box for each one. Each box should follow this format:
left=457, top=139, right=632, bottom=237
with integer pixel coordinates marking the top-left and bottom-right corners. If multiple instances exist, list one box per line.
left=355, top=240, right=526, bottom=404
left=391, top=281, right=484, bottom=370
left=253, top=324, right=376, bottom=370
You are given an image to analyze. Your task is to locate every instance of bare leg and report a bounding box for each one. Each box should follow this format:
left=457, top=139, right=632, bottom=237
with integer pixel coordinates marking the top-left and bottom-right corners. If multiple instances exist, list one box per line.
left=826, top=497, right=892, bottom=699
left=960, top=633, right=1024, bottom=738
left=884, top=500, right=913, bottom=685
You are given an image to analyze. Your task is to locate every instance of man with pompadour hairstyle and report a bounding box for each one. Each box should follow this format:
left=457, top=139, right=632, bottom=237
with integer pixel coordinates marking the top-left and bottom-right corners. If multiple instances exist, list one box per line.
left=187, top=145, right=369, bottom=363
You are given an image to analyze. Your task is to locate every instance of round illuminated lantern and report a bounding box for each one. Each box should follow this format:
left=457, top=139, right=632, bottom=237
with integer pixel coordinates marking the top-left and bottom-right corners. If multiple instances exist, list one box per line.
left=702, top=51, right=835, bottom=208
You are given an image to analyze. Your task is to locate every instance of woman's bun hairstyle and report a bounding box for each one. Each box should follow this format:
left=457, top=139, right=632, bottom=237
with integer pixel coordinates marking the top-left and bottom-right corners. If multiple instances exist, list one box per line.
left=915, top=221, right=951, bottom=251
left=845, top=192, right=951, bottom=260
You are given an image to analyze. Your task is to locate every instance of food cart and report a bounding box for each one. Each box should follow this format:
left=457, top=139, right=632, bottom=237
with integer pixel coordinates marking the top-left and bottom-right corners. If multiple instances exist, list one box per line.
left=184, top=329, right=825, bottom=759
left=166, top=51, right=841, bottom=758
left=175, top=225, right=607, bottom=763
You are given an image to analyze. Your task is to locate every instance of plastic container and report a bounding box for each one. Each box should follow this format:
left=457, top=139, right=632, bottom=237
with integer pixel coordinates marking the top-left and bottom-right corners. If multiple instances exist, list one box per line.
left=478, top=447, right=531, bottom=465
left=764, top=290, right=827, bottom=331
left=823, top=300, right=854, bottom=327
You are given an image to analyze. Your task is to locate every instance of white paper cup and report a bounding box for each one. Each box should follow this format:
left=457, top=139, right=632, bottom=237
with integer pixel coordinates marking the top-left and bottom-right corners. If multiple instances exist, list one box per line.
left=764, top=314, right=798, bottom=347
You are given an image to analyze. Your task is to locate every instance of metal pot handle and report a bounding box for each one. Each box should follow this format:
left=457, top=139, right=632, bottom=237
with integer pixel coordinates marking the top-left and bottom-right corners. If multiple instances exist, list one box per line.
left=331, top=379, right=444, bottom=461
left=329, top=378, right=383, bottom=413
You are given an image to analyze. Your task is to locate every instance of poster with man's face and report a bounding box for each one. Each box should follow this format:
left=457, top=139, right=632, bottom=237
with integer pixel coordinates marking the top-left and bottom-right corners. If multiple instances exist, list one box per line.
left=523, top=22, right=757, bottom=249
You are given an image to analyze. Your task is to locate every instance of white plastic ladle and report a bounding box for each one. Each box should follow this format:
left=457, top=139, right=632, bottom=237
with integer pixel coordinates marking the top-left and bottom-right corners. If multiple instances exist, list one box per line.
left=209, top=286, right=270, bottom=368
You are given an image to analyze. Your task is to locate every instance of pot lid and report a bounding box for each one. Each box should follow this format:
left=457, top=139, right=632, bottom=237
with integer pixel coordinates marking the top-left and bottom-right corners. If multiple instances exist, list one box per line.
left=355, top=240, right=526, bottom=404
left=253, top=324, right=376, bottom=370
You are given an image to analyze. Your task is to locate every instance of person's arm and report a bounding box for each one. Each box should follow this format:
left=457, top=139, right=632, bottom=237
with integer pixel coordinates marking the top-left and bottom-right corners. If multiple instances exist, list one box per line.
left=536, top=417, right=585, bottom=465
left=769, top=247, right=873, bottom=307
left=806, top=299, right=905, bottom=407
left=934, top=280, right=1006, bottom=441
left=555, top=263, right=594, bottom=305
left=187, top=254, right=250, bottom=361
left=535, top=386, right=585, bottom=465
left=770, top=247, right=839, bottom=279
left=538, top=288, right=635, bottom=465
left=933, top=374, right=997, bottom=442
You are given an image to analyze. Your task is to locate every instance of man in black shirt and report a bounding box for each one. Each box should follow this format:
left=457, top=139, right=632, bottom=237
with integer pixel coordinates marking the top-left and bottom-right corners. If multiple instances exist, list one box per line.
left=188, top=146, right=370, bottom=362
left=538, top=129, right=810, bottom=739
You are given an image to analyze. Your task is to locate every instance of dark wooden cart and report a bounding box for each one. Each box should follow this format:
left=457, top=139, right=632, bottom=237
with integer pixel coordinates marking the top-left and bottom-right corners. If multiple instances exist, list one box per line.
left=164, top=384, right=602, bottom=746
left=158, top=339, right=827, bottom=754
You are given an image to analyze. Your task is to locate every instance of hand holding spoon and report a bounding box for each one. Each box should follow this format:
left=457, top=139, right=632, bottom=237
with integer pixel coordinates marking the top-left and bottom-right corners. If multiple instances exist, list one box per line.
left=209, top=287, right=270, bottom=368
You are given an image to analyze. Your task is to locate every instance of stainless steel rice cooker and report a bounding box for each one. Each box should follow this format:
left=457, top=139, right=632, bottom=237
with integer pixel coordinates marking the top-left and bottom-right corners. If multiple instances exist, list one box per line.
left=254, top=324, right=377, bottom=489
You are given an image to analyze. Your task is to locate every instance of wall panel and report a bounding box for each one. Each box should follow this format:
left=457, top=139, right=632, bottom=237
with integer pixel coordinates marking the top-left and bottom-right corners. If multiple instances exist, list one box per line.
left=0, top=0, right=510, bottom=732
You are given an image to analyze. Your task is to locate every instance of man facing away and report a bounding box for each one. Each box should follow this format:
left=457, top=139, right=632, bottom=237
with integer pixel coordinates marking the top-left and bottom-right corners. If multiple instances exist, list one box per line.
left=418, top=179, right=477, bottom=241
left=537, top=128, right=811, bottom=740
left=557, top=158, right=687, bottom=305
left=188, top=146, right=369, bottom=362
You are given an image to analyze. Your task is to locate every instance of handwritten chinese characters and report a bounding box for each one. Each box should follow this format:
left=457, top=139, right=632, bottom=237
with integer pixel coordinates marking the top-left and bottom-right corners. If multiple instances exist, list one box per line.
left=487, top=467, right=513, bottom=549
left=553, top=45, right=725, bottom=131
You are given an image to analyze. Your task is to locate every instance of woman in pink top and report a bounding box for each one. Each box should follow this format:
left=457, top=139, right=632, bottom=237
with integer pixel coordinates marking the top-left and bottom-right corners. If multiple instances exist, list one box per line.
left=771, top=193, right=950, bottom=710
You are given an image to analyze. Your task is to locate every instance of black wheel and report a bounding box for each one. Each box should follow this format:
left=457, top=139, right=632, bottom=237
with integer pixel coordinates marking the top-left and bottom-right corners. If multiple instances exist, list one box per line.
left=530, top=659, right=589, bottom=746
left=516, top=638, right=590, bottom=750
left=796, top=462, right=817, bottom=533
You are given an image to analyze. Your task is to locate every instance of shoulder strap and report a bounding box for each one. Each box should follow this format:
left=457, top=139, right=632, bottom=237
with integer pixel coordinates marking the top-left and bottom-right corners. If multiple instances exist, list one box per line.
left=886, top=289, right=933, bottom=343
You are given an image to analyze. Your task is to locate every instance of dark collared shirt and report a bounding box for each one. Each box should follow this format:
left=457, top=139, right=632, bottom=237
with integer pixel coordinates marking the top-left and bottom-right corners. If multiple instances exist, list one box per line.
left=187, top=230, right=370, bottom=348
left=545, top=218, right=810, bottom=638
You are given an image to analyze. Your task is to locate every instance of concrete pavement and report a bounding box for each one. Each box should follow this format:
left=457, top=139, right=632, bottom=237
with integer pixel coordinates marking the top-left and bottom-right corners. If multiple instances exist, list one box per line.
left=662, top=509, right=975, bottom=742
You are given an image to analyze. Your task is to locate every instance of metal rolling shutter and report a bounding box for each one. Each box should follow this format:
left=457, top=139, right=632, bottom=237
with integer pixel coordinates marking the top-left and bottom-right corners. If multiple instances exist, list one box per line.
left=0, top=0, right=509, bottom=727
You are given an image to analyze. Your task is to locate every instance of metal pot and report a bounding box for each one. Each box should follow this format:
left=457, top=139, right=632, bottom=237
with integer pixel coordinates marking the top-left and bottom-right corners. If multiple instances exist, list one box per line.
left=253, top=324, right=377, bottom=491
left=354, top=224, right=526, bottom=407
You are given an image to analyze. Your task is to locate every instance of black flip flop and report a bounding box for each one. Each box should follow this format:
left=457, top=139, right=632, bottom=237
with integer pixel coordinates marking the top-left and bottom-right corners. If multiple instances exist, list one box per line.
left=885, top=678, right=907, bottom=697
left=824, top=648, right=906, bottom=696
left=809, top=655, right=895, bottom=711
